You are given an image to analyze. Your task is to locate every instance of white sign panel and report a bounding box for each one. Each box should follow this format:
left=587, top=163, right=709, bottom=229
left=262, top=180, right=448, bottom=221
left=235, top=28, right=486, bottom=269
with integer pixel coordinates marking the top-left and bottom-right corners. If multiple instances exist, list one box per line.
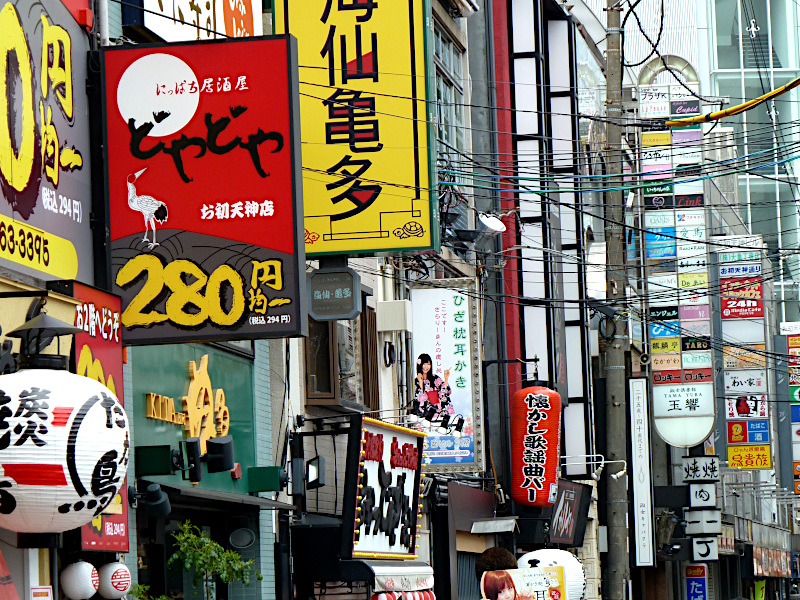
left=409, top=279, right=484, bottom=473
left=692, top=537, right=719, bottom=561
left=653, top=384, right=715, bottom=418
left=781, top=322, right=800, bottom=335
left=710, top=235, right=764, bottom=251
left=645, top=211, right=675, bottom=228
left=722, top=319, right=766, bottom=344
left=630, top=379, right=654, bottom=566
left=682, top=456, right=720, bottom=482
left=724, top=369, right=767, bottom=395
left=684, top=509, right=722, bottom=535
left=720, top=263, right=761, bottom=277
left=689, top=483, right=717, bottom=508
left=725, top=395, right=768, bottom=419
left=682, top=351, right=713, bottom=370
left=648, top=275, right=678, bottom=306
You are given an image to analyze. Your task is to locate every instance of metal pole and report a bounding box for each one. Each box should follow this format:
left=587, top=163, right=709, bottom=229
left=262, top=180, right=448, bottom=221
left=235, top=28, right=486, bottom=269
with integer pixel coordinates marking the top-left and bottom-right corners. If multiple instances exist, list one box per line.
left=604, top=2, right=629, bottom=599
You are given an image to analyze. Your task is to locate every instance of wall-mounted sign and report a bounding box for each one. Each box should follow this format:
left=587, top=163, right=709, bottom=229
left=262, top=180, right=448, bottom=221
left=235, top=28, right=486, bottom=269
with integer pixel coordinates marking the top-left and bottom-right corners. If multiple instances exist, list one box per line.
left=682, top=351, right=712, bottom=370
left=408, top=279, right=483, bottom=473
left=509, top=386, right=562, bottom=507
left=722, top=297, right=763, bottom=319
left=649, top=322, right=681, bottom=338
left=682, top=338, right=711, bottom=352
left=679, top=305, right=709, bottom=321
left=652, top=354, right=682, bottom=371
left=725, top=395, right=768, bottom=419
left=275, top=0, right=435, bottom=255
left=630, top=379, right=654, bottom=566
left=648, top=306, right=679, bottom=320
left=720, top=264, right=761, bottom=277
left=0, top=0, right=94, bottom=282
left=724, top=370, right=767, bottom=394
left=307, top=268, right=361, bottom=321
left=675, top=195, right=704, bottom=208
left=727, top=421, right=769, bottom=445
left=727, top=444, right=771, bottom=469
left=721, top=277, right=763, bottom=300
left=653, top=370, right=682, bottom=385
left=342, top=417, right=424, bottom=560
left=682, top=456, right=720, bottom=482
left=652, top=338, right=681, bottom=354
left=644, top=211, right=674, bottom=228
left=723, top=345, right=766, bottom=369
left=683, top=369, right=713, bottom=384
left=549, top=480, right=592, bottom=546
left=102, top=37, right=307, bottom=344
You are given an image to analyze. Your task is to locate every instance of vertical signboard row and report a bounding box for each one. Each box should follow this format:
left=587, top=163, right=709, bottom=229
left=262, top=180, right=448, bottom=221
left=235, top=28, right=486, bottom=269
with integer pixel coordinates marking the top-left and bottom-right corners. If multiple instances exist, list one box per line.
left=640, top=84, right=715, bottom=448
left=712, top=236, right=771, bottom=470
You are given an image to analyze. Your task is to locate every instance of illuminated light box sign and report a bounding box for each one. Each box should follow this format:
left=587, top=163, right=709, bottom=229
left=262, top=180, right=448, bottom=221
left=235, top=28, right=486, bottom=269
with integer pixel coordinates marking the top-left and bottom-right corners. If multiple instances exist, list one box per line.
left=653, top=384, right=715, bottom=448
left=341, top=417, right=425, bottom=560
left=724, top=369, right=767, bottom=395
left=725, top=395, right=768, bottom=420
left=101, top=37, right=307, bottom=344
left=0, top=0, right=94, bottom=282
left=727, top=421, right=769, bottom=445
left=727, top=444, right=771, bottom=470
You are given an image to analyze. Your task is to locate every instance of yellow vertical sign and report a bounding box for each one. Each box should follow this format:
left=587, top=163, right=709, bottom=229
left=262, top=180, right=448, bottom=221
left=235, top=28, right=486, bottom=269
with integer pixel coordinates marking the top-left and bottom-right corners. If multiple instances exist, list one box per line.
left=275, top=0, right=434, bottom=255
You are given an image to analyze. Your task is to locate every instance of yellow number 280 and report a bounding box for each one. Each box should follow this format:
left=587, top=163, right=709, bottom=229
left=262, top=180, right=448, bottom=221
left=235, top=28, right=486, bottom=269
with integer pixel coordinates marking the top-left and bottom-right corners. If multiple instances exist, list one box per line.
left=116, top=254, right=246, bottom=329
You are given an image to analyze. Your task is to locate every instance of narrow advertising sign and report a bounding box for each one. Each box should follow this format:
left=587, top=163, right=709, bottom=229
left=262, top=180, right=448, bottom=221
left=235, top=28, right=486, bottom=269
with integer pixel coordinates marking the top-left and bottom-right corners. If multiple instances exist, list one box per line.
left=275, top=0, right=436, bottom=255
left=102, top=38, right=307, bottom=344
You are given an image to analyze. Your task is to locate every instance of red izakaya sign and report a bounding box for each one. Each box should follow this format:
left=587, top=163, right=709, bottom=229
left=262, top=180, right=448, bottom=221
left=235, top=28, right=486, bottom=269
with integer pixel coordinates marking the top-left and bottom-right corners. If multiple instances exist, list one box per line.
left=68, top=283, right=129, bottom=551
left=509, top=386, right=562, bottom=507
left=101, top=37, right=306, bottom=345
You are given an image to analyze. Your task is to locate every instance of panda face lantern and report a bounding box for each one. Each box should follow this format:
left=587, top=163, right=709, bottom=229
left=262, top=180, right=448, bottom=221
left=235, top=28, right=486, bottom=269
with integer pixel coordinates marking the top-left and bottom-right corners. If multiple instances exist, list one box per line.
left=0, top=369, right=129, bottom=532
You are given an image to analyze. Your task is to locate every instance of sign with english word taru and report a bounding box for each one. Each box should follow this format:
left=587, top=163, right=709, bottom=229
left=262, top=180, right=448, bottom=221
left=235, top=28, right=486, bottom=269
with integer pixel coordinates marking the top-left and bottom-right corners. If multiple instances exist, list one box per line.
left=102, top=37, right=307, bottom=344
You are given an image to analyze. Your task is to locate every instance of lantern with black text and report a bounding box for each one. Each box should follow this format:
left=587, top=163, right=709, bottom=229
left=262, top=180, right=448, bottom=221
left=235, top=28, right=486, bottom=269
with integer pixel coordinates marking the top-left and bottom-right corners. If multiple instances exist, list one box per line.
left=510, top=386, right=562, bottom=507
left=0, top=369, right=129, bottom=532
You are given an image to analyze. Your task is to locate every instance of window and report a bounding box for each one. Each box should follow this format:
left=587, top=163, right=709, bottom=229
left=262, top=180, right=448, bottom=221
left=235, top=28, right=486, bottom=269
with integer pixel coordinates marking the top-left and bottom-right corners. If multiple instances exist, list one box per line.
left=434, top=24, right=465, bottom=165
left=305, top=297, right=379, bottom=411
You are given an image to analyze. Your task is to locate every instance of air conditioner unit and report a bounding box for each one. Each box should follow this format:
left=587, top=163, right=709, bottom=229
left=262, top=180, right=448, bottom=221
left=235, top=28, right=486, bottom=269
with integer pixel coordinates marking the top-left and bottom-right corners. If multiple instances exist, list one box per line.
left=376, top=300, right=412, bottom=332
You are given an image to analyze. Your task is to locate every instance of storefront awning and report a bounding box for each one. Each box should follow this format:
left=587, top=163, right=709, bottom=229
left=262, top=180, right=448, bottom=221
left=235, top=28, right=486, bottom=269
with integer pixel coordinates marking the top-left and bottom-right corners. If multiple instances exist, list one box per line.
left=366, top=561, right=434, bottom=592
left=157, top=483, right=295, bottom=510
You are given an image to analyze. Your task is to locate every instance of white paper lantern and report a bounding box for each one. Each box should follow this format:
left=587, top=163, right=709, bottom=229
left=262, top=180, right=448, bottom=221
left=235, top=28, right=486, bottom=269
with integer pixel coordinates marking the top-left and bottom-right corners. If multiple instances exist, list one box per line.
left=60, top=561, right=99, bottom=600
left=98, top=562, right=132, bottom=599
left=0, top=369, right=129, bottom=532
left=518, top=549, right=586, bottom=600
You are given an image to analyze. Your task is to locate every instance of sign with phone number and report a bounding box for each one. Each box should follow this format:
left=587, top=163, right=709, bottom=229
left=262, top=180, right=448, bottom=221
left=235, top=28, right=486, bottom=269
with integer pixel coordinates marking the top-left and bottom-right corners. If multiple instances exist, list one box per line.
left=0, top=214, right=78, bottom=279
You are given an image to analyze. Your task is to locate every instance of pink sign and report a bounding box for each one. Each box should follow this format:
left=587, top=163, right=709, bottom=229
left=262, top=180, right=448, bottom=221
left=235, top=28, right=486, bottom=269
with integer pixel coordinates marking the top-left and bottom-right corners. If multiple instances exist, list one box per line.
left=679, top=304, right=709, bottom=320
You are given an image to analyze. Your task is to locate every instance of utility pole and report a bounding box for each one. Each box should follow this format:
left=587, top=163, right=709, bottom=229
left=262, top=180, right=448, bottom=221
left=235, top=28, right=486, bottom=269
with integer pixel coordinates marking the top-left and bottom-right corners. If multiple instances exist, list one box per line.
left=604, top=2, right=629, bottom=600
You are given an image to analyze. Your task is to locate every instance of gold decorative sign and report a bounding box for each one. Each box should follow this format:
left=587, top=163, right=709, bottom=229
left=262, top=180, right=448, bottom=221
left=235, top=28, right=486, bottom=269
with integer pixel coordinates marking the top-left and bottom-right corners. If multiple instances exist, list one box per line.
left=145, top=355, right=229, bottom=452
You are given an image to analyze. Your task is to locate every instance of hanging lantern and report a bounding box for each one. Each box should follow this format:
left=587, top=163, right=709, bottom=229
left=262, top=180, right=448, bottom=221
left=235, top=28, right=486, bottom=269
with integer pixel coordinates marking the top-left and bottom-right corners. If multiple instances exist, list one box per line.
left=60, top=561, right=99, bottom=600
left=0, top=368, right=129, bottom=532
left=518, top=549, right=586, bottom=600
left=98, top=562, right=132, bottom=599
left=509, top=385, right=562, bottom=507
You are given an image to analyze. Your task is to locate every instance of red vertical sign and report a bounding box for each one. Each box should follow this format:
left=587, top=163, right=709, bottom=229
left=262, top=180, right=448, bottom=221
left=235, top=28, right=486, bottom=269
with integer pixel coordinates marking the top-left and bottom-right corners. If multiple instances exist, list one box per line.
left=72, top=283, right=129, bottom=552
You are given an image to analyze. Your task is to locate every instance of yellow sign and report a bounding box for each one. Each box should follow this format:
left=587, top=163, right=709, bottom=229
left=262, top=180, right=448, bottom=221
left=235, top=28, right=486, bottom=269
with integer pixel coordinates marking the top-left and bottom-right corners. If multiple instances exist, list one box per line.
left=642, top=131, right=671, bottom=147
left=727, top=444, right=772, bottom=470
left=146, top=355, right=230, bottom=453
left=723, top=345, right=766, bottom=369
left=678, top=272, right=708, bottom=289
left=0, top=212, right=77, bottom=279
left=275, top=0, right=434, bottom=255
left=651, top=338, right=680, bottom=354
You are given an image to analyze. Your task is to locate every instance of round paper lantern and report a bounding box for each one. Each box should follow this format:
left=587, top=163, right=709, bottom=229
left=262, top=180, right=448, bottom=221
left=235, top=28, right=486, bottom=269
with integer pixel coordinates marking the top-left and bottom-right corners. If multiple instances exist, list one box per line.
left=509, top=385, right=562, bottom=507
left=0, top=368, right=129, bottom=532
left=518, top=549, right=586, bottom=600
left=60, top=561, right=99, bottom=600
left=98, top=562, right=132, bottom=599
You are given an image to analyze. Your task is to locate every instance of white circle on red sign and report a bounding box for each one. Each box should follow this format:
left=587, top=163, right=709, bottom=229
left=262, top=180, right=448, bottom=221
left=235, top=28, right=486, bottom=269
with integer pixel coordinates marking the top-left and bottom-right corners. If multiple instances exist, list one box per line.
left=116, top=53, right=200, bottom=137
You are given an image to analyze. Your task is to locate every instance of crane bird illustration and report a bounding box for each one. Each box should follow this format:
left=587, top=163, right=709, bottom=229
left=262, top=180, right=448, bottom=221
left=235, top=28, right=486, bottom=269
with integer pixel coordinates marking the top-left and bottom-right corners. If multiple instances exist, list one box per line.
left=127, top=168, right=168, bottom=249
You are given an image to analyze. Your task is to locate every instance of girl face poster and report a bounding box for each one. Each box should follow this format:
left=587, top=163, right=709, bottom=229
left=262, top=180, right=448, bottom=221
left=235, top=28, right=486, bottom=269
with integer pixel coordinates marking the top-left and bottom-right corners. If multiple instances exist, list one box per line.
left=409, top=280, right=483, bottom=473
left=480, top=567, right=566, bottom=600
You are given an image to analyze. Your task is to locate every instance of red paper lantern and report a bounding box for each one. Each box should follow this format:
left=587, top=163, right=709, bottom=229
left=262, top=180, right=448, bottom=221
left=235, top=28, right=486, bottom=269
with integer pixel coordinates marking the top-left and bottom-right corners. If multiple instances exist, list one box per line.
left=510, top=385, right=562, bottom=506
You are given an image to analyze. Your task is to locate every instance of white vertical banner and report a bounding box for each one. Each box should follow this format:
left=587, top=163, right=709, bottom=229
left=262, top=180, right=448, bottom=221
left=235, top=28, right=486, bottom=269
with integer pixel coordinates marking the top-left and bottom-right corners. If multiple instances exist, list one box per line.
left=409, top=279, right=484, bottom=473
left=630, top=377, right=655, bottom=566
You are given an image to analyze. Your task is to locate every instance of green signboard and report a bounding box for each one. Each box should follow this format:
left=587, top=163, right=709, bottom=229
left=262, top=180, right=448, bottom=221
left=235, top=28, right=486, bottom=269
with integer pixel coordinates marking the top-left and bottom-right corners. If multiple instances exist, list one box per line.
left=131, top=344, right=255, bottom=494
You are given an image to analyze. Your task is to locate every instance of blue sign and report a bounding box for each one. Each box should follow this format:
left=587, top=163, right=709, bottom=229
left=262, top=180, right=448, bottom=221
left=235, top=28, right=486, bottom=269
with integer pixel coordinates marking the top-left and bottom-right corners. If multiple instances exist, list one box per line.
left=646, top=227, right=676, bottom=244
left=649, top=321, right=681, bottom=338
left=646, top=242, right=677, bottom=259
left=686, top=574, right=707, bottom=600
left=747, top=420, right=770, bottom=444
left=792, top=405, right=800, bottom=423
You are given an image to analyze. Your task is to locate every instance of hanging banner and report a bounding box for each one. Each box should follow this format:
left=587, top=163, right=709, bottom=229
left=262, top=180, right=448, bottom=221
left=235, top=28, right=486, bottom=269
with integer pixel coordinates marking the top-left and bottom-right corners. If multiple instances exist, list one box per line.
left=0, top=0, right=94, bottom=282
left=408, top=279, right=483, bottom=473
left=102, top=37, right=307, bottom=344
left=275, top=0, right=436, bottom=255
